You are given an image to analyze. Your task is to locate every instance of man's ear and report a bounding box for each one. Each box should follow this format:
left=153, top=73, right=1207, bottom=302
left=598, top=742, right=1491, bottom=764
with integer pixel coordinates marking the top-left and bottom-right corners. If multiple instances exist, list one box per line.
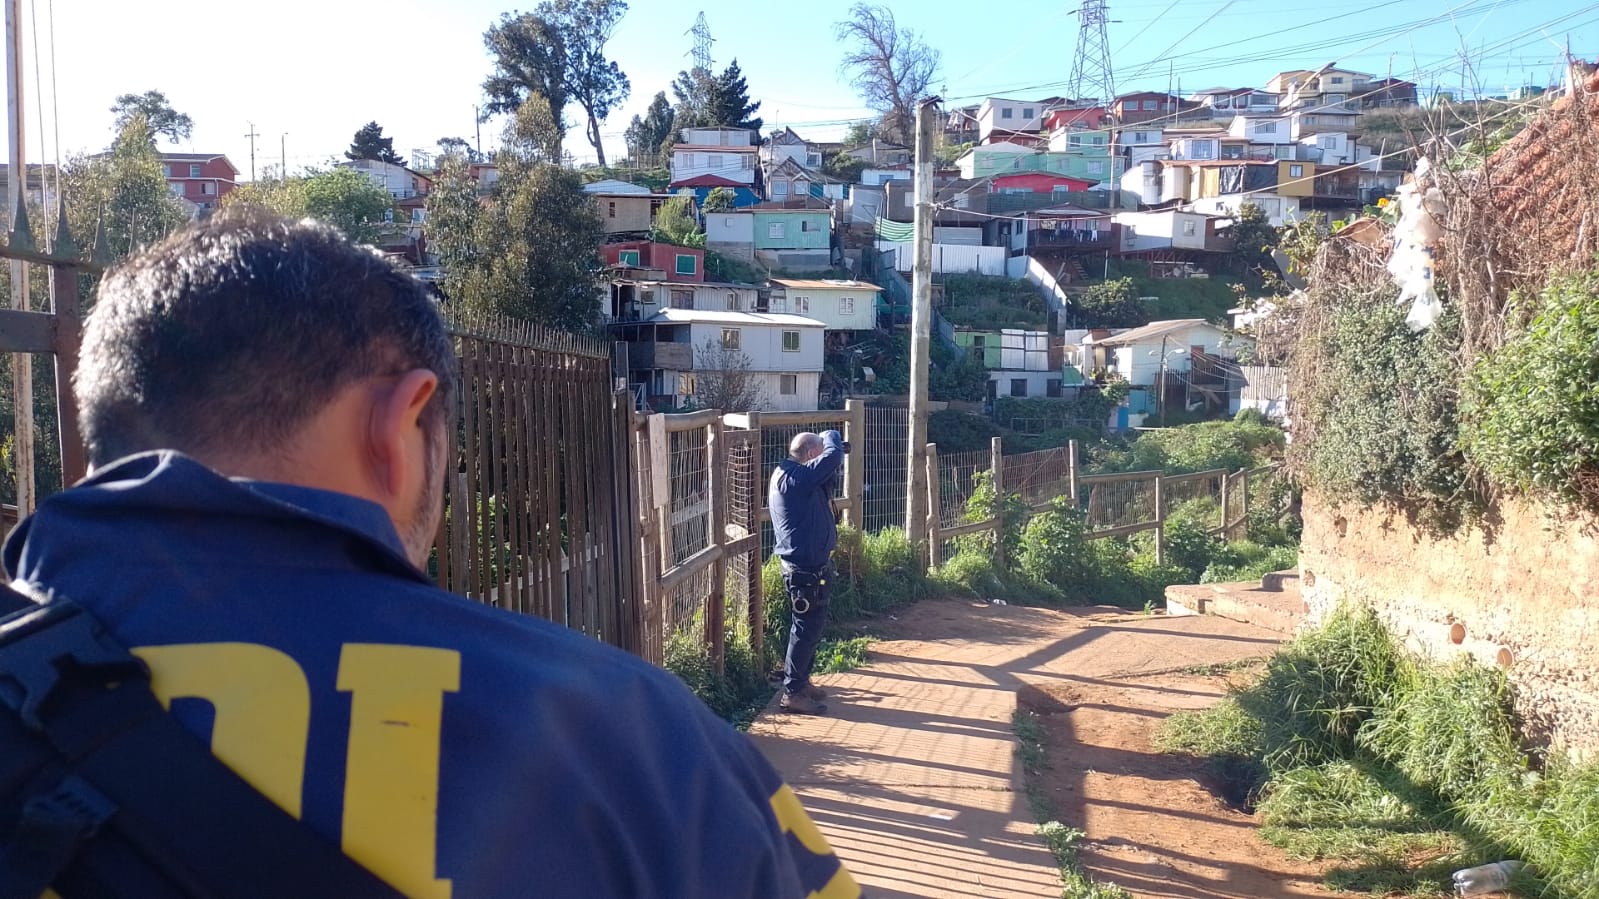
left=369, top=369, right=439, bottom=498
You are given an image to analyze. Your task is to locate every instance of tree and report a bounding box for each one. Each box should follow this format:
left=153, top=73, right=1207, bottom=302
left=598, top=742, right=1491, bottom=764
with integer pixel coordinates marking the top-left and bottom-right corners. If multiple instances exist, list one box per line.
left=61, top=115, right=188, bottom=259
left=1228, top=201, right=1280, bottom=282
left=481, top=1, right=631, bottom=166
left=427, top=98, right=604, bottom=332
left=843, top=120, right=874, bottom=147
left=692, top=337, right=767, bottom=412
left=110, top=90, right=193, bottom=144
left=671, top=60, right=762, bottom=134
left=701, top=187, right=735, bottom=213
left=821, top=152, right=866, bottom=183
left=835, top=3, right=941, bottom=147
left=624, top=91, right=675, bottom=162
left=649, top=196, right=704, bottom=247
left=224, top=167, right=398, bottom=246
left=1074, top=277, right=1147, bottom=328
left=346, top=122, right=406, bottom=165
left=436, top=136, right=483, bottom=164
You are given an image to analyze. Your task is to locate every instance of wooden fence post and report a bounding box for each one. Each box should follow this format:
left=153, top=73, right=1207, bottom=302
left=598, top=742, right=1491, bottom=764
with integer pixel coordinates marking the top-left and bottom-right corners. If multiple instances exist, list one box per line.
left=990, top=436, right=1005, bottom=496
left=707, top=419, right=727, bottom=674
left=1238, top=468, right=1251, bottom=541
left=926, top=444, right=942, bottom=569
left=1219, top=470, right=1231, bottom=538
left=1067, top=439, right=1080, bottom=508
left=1154, top=473, right=1167, bottom=567
left=744, top=410, right=764, bottom=663
left=843, top=398, right=866, bottom=530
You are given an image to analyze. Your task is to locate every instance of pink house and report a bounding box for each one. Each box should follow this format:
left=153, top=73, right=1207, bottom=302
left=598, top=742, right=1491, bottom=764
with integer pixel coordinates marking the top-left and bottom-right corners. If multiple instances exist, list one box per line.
left=159, top=153, right=239, bottom=212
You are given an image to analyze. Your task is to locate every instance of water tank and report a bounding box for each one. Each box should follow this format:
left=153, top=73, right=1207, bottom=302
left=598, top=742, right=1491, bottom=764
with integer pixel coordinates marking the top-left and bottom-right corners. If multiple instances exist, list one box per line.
left=1139, top=161, right=1161, bottom=206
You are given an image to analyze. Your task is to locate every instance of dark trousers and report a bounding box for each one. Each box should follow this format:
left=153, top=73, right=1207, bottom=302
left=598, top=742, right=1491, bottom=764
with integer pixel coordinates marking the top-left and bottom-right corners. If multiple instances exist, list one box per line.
left=781, top=561, right=832, bottom=695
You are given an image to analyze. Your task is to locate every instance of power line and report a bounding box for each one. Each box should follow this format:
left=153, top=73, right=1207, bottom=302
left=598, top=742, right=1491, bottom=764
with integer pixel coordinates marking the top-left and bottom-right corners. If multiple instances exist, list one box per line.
left=1069, top=0, right=1118, bottom=103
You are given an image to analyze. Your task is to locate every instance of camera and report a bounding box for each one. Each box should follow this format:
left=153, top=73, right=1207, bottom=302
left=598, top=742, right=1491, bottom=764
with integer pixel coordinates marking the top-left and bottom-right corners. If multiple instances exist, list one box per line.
left=839, top=440, right=851, bottom=454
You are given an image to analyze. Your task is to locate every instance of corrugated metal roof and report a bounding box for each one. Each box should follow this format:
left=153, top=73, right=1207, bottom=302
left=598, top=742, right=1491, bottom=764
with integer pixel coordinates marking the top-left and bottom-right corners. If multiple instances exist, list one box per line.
left=1096, top=319, right=1219, bottom=346
left=770, top=278, right=883, bottom=292
left=648, top=309, right=826, bottom=327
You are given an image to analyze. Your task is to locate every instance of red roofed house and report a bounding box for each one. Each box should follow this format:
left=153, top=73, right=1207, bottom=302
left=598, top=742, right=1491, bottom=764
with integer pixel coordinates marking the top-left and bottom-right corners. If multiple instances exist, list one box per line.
left=670, top=127, right=762, bottom=208
left=160, top=153, right=239, bottom=212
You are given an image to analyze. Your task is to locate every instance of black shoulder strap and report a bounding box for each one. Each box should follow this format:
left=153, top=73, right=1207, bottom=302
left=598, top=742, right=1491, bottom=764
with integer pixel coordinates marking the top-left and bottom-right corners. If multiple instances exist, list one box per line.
left=0, top=589, right=409, bottom=899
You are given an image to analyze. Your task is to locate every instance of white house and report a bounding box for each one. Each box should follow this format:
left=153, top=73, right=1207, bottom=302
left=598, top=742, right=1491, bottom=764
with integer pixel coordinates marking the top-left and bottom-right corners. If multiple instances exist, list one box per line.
left=767, top=279, right=883, bottom=333
left=1187, top=193, right=1303, bottom=227
left=601, top=277, right=762, bottom=323
left=761, top=127, right=823, bottom=169
left=340, top=158, right=430, bottom=199
left=1227, top=115, right=1292, bottom=145
left=1093, top=319, right=1249, bottom=387
left=977, top=97, right=1052, bottom=143
left=1112, top=210, right=1227, bottom=253
left=670, top=127, right=759, bottom=186
left=1190, top=88, right=1280, bottom=119
left=658, top=309, right=826, bottom=412
left=705, top=210, right=756, bottom=261
left=1116, top=126, right=1167, bottom=166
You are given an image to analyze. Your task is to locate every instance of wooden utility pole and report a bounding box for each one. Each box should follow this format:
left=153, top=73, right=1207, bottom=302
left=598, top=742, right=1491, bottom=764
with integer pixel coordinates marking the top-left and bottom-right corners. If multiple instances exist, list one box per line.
left=6, top=0, right=33, bottom=516
left=244, top=122, right=259, bottom=181
left=905, top=97, right=938, bottom=552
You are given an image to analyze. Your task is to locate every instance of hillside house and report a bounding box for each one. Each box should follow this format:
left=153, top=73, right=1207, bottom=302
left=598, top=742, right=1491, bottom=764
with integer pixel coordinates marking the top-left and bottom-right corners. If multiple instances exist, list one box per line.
left=1112, top=209, right=1231, bottom=254
left=612, top=309, right=826, bottom=412
left=670, top=127, right=759, bottom=192
left=841, top=141, right=911, bottom=166
left=767, top=278, right=883, bottom=336
left=1092, top=319, right=1251, bottom=415
left=1112, top=91, right=1206, bottom=125
left=976, top=97, right=1061, bottom=144
left=159, top=153, right=239, bottom=212
left=764, top=157, right=848, bottom=203
left=761, top=127, right=823, bottom=169
left=584, top=180, right=669, bottom=237
left=953, top=328, right=1062, bottom=398
left=601, top=241, right=705, bottom=282
left=1189, top=88, right=1280, bottom=119
left=603, top=277, right=761, bottom=323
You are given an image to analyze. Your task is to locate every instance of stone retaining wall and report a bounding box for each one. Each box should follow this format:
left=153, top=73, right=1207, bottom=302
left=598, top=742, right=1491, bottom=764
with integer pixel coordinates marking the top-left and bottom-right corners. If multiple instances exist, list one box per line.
left=1299, top=494, right=1599, bottom=759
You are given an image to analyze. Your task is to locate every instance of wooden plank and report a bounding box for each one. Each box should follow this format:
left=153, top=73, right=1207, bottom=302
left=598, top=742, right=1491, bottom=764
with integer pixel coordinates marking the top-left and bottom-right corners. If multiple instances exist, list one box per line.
left=926, top=444, right=942, bottom=568
left=0, top=243, right=102, bottom=272
left=660, top=408, right=722, bottom=431
left=47, top=268, right=85, bottom=486
left=659, top=544, right=724, bottom=592
left=1086, top=521, right=1160, bottom=540
left=1162, top=468, right=1230, bottom=486
left=707, top=421, right=727, bottom=672
left=1154, top=474, right=1167, bottom=566
left=486, top=337, right=508, bottom=609
left=504, top=339, right=528, bottom=614
left=1077, top=468, right=1164, bottom=486
left=460, top=337, right=482, bottom=602
left=940, top=518, right=997, bottom=539
left=843, top=399, right=866, bottom=529
left=540, top=350, right=564, bottom=624
left=1066, top=439, right=1078, bottom=508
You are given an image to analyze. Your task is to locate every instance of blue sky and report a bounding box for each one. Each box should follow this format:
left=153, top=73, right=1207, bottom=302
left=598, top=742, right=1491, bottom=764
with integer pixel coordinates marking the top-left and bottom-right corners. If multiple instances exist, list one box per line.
left=25, top=0, right=1598, bottom=179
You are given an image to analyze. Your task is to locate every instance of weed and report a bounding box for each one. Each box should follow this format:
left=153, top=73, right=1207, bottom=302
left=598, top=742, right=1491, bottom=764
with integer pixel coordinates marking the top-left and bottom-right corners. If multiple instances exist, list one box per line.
left=812, top=636, right=872, bottom=675
left=1142, top=599, right=1156, bottom=616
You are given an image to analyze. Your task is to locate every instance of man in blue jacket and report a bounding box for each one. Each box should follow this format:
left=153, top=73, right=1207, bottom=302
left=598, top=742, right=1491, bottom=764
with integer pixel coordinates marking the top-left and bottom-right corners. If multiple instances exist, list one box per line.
left=768, top=430, right=846, bottom=715
left=5, top=209, right=859, bottom=898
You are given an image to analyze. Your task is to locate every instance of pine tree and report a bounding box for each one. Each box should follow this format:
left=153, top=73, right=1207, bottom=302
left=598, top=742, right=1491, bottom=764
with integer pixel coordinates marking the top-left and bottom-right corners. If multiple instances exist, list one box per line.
left=346, top=122, right=406, bottom=166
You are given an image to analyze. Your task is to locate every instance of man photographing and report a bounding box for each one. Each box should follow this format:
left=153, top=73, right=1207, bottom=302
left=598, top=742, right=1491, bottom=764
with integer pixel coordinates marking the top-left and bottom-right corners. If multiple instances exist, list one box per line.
left=769, top=430, right=846, bottom=715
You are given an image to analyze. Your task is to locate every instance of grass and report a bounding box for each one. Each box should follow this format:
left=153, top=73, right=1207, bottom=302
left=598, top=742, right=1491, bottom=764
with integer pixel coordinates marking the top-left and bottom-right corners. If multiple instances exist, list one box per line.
left=1014, top=710, right=1135, bottom=899
left=812, top=636, right=873, bottom=675
left=1152, top=606, right=1599, bottom=897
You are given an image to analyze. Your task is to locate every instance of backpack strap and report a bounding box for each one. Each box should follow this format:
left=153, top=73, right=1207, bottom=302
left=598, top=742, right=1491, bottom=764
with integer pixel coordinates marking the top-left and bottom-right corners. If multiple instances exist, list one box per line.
left=0, top=590, right=410, bottom=899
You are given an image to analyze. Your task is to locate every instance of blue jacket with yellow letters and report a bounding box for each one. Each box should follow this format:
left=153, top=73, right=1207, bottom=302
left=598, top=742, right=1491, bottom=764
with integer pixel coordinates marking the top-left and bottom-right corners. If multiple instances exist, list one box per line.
left=3, top=452, right=859, bottom=899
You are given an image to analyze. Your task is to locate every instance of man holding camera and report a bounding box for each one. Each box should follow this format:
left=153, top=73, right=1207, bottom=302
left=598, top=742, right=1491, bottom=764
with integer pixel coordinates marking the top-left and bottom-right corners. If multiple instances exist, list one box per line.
left=769, top=430, right=846, bottom=715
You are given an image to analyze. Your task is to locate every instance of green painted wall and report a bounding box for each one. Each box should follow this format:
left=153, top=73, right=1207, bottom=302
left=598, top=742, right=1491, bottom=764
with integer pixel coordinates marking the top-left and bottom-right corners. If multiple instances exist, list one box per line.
left=752, top=211, right=831, bottom=250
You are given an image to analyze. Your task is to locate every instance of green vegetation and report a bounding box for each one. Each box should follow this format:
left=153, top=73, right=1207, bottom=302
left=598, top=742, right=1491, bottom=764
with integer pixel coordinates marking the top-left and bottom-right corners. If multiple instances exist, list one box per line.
left=940, top=274, right=1051, bottom=331
left=1100, top=259, right=1245, bottom=324
left=1014, top=710, right=1135, bottom=899
left=812, top=636, right=873, bottom=674
left=1464, top=271, right=1599, bottom=514
left=1156, top=607, right=1599, bottom=897
left=663, top=623, right=770, bottom=729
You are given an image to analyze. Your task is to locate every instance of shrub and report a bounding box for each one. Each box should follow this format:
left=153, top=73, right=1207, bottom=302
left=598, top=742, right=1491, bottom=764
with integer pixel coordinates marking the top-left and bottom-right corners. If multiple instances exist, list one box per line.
left=1163, top=518, right=1230, bottom=583
left=1463, top=271, right=1599, bottom=512
left=1017, top=499, right=1095, bottom=598
left=1201, top=542, right=1298, bottom=584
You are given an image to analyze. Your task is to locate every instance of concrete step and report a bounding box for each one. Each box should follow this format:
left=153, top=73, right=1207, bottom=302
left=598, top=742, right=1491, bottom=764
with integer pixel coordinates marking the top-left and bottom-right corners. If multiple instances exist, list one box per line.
left=1165, top=569, right=1306, bottom=635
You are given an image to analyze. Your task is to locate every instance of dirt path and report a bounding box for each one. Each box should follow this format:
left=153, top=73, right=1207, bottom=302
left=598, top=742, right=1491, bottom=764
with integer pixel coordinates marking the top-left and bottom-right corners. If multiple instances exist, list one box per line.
left=1024, top=673, right=1337, bottom=899
left=750, top=599, right=1345, bottom=898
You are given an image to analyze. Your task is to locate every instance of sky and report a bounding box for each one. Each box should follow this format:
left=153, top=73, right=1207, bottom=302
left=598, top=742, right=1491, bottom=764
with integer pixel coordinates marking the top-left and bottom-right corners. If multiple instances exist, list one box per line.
left=16, top=0, right=1598, bottom=180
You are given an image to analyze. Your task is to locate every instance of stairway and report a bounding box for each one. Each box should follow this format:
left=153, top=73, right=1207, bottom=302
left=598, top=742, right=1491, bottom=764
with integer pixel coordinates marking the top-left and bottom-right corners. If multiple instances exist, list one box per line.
left=1165, top=570, right=1307, bottom=636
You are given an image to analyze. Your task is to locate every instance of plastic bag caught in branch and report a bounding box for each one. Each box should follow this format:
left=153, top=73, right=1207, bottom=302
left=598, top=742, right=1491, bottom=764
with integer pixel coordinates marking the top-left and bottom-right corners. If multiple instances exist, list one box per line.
left=1386, top=162, right=1447, bottom=330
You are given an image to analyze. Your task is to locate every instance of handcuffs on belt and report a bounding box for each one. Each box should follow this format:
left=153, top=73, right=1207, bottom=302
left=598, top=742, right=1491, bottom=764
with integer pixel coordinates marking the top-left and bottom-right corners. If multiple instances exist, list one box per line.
left=787, top=567, right=828, bottom=615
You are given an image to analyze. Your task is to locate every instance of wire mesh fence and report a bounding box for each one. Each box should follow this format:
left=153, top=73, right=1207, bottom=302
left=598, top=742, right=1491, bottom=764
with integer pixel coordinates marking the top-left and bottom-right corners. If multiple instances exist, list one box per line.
left=667, top=427, right=711, bottom=568
left=936, top=449, right=993, bottom=530
left=755, top=415, right=849, bottom=557
left=1079, top=477, right=1160, bottom=535
left=862, top=404, right=910, bottom=533
left=1001, top=446, right=1073, bottom=508
left=724, top=429, right=762, bottom=652
left=1162, top=469, right=1227, bottom=533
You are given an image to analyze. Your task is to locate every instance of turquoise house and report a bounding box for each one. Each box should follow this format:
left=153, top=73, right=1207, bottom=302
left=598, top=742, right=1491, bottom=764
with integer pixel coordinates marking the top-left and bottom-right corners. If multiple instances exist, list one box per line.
left=956, top=143, right=1120, bottom=185
left=751, top=208, right=832, bottom=251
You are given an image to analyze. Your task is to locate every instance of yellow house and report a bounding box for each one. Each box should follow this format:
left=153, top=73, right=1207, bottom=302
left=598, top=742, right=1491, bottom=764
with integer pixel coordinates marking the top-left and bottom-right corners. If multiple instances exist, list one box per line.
left=1276, top=161, right=1316, bottom=197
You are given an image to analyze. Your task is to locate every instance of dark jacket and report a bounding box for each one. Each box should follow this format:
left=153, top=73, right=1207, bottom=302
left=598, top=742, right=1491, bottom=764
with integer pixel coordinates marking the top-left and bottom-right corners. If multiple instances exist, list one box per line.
left=768, top=430, right=845, bottom=570
left=3, top=452, right=857, bottom=899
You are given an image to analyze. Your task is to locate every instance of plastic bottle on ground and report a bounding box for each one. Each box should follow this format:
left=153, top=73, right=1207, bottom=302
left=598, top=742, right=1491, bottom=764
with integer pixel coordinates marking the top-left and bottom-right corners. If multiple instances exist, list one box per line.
left=1452, top=860, right=1523, bottom=896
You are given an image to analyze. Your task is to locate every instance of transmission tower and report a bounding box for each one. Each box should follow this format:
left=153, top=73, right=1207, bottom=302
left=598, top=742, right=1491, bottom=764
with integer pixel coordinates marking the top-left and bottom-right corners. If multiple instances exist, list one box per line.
left=687, top=12, right=714, bottom=72
left=1068, top=0, right=1116, bottom=107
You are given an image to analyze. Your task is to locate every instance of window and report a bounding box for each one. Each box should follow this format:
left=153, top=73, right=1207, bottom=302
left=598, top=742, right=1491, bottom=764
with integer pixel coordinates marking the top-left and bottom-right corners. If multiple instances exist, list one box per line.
left=1319, top=136, right=1338, bottom=149
left=162, top=164, right=173, bottom=177
left=1190, top=142, right=1214, bottom=159
left=773, top=180, right=789, bottom=197
left=1330, top=76, right=1344, bottom=85
left=640, top=289, right=656, bottom=305
left=189, top=163, right=201, bottom=177
left=1289, top=164, right=1305, bottom=178
left=1142, top=100, right=1158, bottom=110
left=1325, top=94, right=1346, bottom=105
left=769, top=297, right=786, bottom=313
left=971, top=335, right=985, bottom=348
left=618, top=249, right=640, bottom=266
left=768, top=222, right=786, bottom=239
left=720, top=328, right=741, bottom=350
left=708, top=155, right=724, bottom=169
left=670, top=288, right=693, bottom=307
left=1022, top=107, right=1035, bottom=119
left=793, top=296, right=810, bottom=313
left=679, top=374, right=696, bottom=396
left=1010, top=378, right=1028, bottom=397
left=411, top=209, right=425, bottom=224
left=838, top=297, right=855, bottom=315
left=1255, top=121, right=1277, bottom=134
left=726, top=292, right=739, bottom=311
left=608, top=201, right=616, bottom=218
left=1182, top=220, right=1197, bottom=236
left=1001, top=107, right=1014, bottom=119
left=1087, top=161, right=1105, bottom=175
left=168, top=183, right=183, bottom=198
left=782, top=330, right=801, bottom=352
left=675, top=254, right=697, bottom=276
left=1132, top=131, right=1150, bottom=143
left=780, top=374, right=798, bottom=395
